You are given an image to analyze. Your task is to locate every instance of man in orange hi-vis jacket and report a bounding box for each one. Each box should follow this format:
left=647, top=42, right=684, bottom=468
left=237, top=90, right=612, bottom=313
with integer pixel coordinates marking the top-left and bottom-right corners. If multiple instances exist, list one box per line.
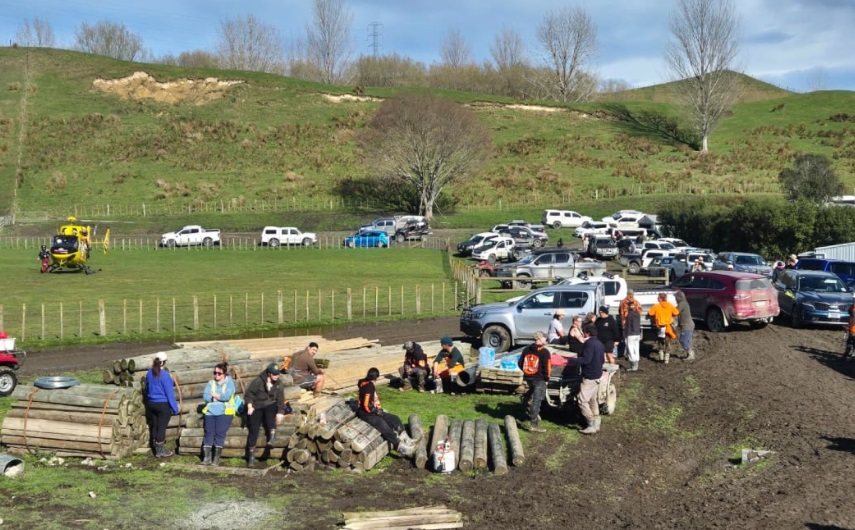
left=648, top=293, right=679, bottom=364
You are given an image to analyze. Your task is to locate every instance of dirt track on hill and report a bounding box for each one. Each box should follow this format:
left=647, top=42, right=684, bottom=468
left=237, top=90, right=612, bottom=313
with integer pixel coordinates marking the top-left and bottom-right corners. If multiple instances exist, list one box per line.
left=18, top=316, right=855, bottom=529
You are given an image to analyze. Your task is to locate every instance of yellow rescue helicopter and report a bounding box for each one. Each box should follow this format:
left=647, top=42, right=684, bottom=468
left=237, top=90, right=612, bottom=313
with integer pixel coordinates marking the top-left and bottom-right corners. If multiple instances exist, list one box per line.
left=44, top=216, right=110, bottom=274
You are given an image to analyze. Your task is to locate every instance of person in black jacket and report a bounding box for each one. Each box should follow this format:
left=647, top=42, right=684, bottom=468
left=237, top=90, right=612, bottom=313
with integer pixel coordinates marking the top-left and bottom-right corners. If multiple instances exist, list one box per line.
left=595, top=306, right=618, bottom=364
left=399, top=341, right=428, bottom=392
left=518, top=331, right=551, bottom=433
left=623, top=302, right=642, bottom=371
left=577, top=324, right=605, bottom=435
left=357, top=368, right=416, bottom=456
left=244, top=364, right=287, bottom=467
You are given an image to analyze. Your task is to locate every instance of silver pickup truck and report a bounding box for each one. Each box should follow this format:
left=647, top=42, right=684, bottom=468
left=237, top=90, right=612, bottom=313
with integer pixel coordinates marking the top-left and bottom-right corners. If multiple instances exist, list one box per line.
left=492, top=249, right=607, bottom=289
left=460, top=283, right=605, bottom=353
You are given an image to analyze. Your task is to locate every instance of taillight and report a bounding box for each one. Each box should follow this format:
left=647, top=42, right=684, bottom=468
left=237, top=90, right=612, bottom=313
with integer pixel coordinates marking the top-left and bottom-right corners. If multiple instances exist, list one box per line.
left=733, top=292, right=750, bottom=301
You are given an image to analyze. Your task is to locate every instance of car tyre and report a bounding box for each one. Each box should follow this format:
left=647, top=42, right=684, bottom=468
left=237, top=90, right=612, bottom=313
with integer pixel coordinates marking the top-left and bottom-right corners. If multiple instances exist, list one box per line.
left=348, top=240, right=356, bottom=248
left=302, top=238, right=312, bottom=246
left=516, top=274, right=531, bottom=289
left=553, top=221, right=562, bottom=229
left=487, top=254, right=497, bottom=265
left=396, top=233, right=405, bottom=243
left=0, top=367, right=16, bottom=396
left=791, top=307, right=802, bottom=329
left=202, top=237, right=213, bottom=248
left=269, top=238, right=280, bottom=248
left=628, top=262, right=641, bottom=275
left=479, top=269, right=491, bottom=278
left=533, top=239, right=544, bottom=248
left=705, top=307, right=726, bottom=332
left=166, top=239, right=176, bottom=249
left=482, top=325, right=512, bottom=353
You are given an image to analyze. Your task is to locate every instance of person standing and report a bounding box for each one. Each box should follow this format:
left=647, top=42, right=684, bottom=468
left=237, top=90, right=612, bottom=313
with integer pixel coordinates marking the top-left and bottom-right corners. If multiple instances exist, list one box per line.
left=547, top=310, right=569, bottom=345
left=399, top=341, right=428, bottom=392
left=518, top=331, right=552, bottom=432
left=648, top=293, right=680, bottom=364
left=577, top=324, right=605, bottom=435
left=357, top=367, right=416, bottom=456
left=674, top=291, right=696, bottom=361
left=144, top=352, right=179, bottom=458
left=432, top=336, right=465, bottom=394
left=595, top=306, right=618, bottom=364
left=244, top=363, right=287, bottom=467
left=618, top=290, right=642, bottom=337
left=623, top=301, right=642, bottom=371
left=290, top=342, right=325, bottom=398
left=201, top=362, right=236, bottom=466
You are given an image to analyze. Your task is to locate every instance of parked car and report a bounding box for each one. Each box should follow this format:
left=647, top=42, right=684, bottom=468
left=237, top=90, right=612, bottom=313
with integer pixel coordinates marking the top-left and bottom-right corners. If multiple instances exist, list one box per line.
left=587, top=235, right=619, bottom=260
left=492, top=249, right=606, bottom=289
left=671, top=271, right=779, bottom=332
left=712, top=252, right=773, bottom=277
left=541, top=209, right=593, bottom=229
left=602, top=211, right=645, bottom=229
left=648, top=255, right=690, bottom=282
left=360, top=215, right=429, bottom=239
left=160, top=225, right=221, bottom=248
left=460, top=283, right=605, bottom=352
left=574, top=221, right=610, bottom=239
left=457, top=232, right=500, bottom=257
left=471, top=236, right=517, bottom=263
left=794, top=258, right=855, bottom=288
left=507, top=220, right=546, bottom=232
left=343, top=230, right=389, bottom=248
left=620, top=248, right=680, bottom=275
left=259, top=226, right=317, bottom=247
left=495, top=225, right=549, bottom=248
left=774, top=269, right=853, bottom=328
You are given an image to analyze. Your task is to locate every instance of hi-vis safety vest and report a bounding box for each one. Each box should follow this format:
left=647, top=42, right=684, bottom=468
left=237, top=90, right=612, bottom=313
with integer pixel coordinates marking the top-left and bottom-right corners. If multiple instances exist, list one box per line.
left=522, top=352, right=541, bottom=376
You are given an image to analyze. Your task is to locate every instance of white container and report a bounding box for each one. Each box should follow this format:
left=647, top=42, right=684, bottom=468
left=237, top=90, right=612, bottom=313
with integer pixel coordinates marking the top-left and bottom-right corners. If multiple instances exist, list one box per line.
left=432, top=443, right=456, bottom=473
left=0, top=338, right=15, bottom=352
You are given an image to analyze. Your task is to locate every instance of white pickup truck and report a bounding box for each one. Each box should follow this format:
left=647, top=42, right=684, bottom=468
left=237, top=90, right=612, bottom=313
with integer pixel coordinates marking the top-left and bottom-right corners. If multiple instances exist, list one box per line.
left=160, top=225, right=221, bottom=248
left=471, top=236, right=517, bottom=263
left=259, top=226, right=317, bottom=247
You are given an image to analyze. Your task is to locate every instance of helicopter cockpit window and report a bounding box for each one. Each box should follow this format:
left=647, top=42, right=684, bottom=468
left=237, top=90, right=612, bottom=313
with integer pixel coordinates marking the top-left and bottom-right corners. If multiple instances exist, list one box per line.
left=51, top=235, right=79, bottom=253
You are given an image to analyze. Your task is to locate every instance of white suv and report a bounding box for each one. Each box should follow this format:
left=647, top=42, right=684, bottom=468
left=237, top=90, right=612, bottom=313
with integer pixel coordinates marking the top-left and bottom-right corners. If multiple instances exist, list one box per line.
left=542, top=209, right=593, bottom=229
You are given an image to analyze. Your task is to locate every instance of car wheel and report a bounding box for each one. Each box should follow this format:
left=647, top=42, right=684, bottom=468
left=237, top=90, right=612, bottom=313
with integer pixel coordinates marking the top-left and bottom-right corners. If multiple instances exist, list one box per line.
left=202, top=237, right=213, bottom=248
left=628, top=262, right=641, bottom=275
left=516, top=274, right=531, bottom=289
left=602, top=383, right=617, bottom=415
left=791, top=307, right=802, bottom=329
left=269, top=238, right=280, bottom=248
left=705, top=307, right=726, bottom=332
left=533, top=239, right=544, bottom=248
left=166, top=239, right=176, bottom=249
left=379, top=241, right=387, bottom=248
left=553, top=221, right=562, bottom=229
left=482, top=325, right=512, bottom=353
left=479, top=269, right=491, bottom=278
left=302, top=238, right=312, bottom=247
left=750, top=318, right=771, bottom=329
left=348, top=240, right=355, bottom=248
left=0, top=367, right=16, bottom=397
left=396, top=233, right=405, bottom=243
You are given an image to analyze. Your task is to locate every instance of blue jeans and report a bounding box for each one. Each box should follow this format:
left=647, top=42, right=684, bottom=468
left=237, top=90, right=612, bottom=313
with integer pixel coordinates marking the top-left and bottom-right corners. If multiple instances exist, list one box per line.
left=679, top=328, right=694, bottom=352
left=203, top=414, right=234, bottom=447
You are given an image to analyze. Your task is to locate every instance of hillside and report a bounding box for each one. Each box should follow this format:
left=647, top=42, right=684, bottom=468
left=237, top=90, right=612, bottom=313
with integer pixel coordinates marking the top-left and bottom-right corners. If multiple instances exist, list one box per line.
left=1, top=48, right=854, bottom=231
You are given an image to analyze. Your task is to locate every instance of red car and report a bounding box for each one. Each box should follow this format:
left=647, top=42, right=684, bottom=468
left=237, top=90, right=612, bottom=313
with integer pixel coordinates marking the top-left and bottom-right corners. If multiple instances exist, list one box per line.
left=671, top=271, right=780, bottom=332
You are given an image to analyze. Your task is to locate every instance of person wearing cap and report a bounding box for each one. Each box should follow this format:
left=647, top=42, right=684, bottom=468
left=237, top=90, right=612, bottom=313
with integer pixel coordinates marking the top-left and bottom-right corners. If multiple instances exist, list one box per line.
left=357, top=367, right=416, bottom=456
left=518, top=331, right=551, bottom=432
left=786, top=254, right=798, bottom=269
left=144, top=352, right=179, bottom=458
left=547, top=310, right=570, bottom=346
left=595, top=306, right=618, bottom=364
left=201, top=361, right=236, bottom=466
left=648, top=292, right=680, bottom=363
left=578, top=323, right=605, bottom=435
left=244, top=363, right=287, bottom=467
left=289, top=341, right=325, bottom=398
left=432, top=336, right=465, bottom=394
left=399, top=341, right=428, bottom=392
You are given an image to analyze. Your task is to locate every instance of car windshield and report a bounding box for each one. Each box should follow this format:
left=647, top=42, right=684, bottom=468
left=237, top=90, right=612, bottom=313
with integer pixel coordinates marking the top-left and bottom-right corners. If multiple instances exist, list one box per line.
left=660, top=242, right=676, bottom=250
left=515, top=254, right=537, bottom=264
left=735, top=255, right=765, bottom=265
left=798, top=276, right=847, bottom=293
left=478, top=240, right=498, bottom=250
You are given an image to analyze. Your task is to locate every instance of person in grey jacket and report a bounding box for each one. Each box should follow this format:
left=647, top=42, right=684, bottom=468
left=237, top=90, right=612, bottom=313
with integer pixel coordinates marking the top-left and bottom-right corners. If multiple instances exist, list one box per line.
left=623, top=302, right=642, bottom=371
left=674, top=291, right=695, bottom=361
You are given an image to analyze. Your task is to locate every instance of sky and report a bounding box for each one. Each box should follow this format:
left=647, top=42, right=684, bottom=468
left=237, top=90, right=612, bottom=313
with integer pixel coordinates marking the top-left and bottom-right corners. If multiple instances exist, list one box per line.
left=2, top=0, right=854, bottom=93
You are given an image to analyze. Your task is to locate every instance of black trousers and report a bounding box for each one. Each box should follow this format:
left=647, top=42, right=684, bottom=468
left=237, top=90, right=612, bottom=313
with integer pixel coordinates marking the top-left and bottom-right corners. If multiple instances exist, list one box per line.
left=246, top=402, right=277, bottom=448
left=357, top=410, right=404, bottom=448
left=146, top=401, right=172, bottom=445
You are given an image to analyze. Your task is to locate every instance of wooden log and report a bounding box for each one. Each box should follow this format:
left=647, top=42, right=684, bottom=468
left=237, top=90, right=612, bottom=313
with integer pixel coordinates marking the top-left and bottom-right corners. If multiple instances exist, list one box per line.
left=448, top=419, right=463, bottom=467
left=342, top=505, right=464, bottom=530
left=504, top=415, right=525, bottom=467
left=10, top=390, right=125, bottom=409
left=488, top=422, right=508, bottom=475
left=112, top=360, right=123, bottom=374
left=124, top=345, right=255, bottom=369
left=408, top=414, right=428, bottom=469
left=5, top=408, right=120, bottom=425
left=458, top=420, right=475, bottom=472
left=337, top=417, right=380, bottom=453
left=358, top=434, right=390, bottom=470
left=127, top=359, right=136, bottom=372
left=428, top=414, right=449, bottom=457
left=287, top=448, right=312, bottom=464
left=103, top=370, right=115, bottom=384
left=473, top=419, right=488, bottom=469
left=339, top=447, right=353, bottom=464
left=1, top=435, right=117, bottom=452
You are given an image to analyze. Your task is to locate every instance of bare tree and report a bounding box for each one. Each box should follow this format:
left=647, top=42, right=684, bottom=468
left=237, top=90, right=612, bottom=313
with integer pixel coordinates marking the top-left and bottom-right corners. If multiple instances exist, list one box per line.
left=216, top=15, right=284, bottom=74
left=360, top=94, right=491, bottom=220
left=805, top=67, right=830, bottom=93
left=665, top=0, right=742, bottom=152
left=74, top=20, right=146, bottom=61
left=535, top=6, right=598, bottom=102
left=440, top=28, right=472, bottom=69
left=305, top=0, right=354, bottom=84
left=490, top=26, right=529, bottom=97
left=16, top=17, right=55, bottom=47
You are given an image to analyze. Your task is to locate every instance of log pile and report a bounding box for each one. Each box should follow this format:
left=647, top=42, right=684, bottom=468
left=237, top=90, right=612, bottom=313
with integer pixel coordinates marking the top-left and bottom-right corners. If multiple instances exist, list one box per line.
left=341, top=505, right=464, bottom=529
left=1, top=384, right=146, bottom=459
left=422, top=415, right=525, bottom=475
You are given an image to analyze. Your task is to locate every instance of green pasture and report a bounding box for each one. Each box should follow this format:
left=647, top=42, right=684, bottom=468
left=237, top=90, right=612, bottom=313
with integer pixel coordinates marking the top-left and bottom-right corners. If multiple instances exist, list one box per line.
left=0, top=245, right=461, bottom=346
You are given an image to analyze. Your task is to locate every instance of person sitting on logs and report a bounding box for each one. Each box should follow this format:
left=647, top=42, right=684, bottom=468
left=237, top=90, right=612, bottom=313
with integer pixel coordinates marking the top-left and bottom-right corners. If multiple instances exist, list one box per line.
left=399, top=341, right=428, bottom=392
left=357, top=367, right=416, bottom=456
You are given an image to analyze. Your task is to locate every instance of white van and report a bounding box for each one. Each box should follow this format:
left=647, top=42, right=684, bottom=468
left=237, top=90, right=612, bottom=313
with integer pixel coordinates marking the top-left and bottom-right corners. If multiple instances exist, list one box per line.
left=542, top=209, right=593, bottom=229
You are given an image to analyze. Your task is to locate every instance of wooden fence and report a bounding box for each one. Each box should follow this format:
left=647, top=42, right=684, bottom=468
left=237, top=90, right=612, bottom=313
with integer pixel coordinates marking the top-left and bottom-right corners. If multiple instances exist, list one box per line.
left=0, top=283, right=462, bottom=342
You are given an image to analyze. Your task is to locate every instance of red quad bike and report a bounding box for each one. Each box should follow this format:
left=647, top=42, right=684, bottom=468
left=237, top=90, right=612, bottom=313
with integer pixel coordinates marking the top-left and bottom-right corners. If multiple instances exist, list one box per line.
left=0, top=336, right=25, bottom=396
left=41, top=255, right=50, bottom=273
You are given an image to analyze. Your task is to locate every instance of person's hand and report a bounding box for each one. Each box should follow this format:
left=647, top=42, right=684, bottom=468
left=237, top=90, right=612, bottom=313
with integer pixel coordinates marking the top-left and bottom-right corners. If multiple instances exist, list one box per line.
left=247, top=404, right=254, bottom=416
left=276, top=413, right=284, bottom=424
left=211, top=392, right=221, bottom=401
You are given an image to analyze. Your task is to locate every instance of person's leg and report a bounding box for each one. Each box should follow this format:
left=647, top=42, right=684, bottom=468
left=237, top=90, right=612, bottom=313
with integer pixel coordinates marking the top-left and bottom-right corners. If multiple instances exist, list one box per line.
left=358, top=411, right=399, bottom=448
left=262, top=403, right=277, bottom=446
left=529, top=380, right=546, bottom=432
left=214, top=415, right=233, bottom=448
left=245, top=406, right=263, bottom=465
left=627, top=335, right=640, bottom=370
left=577, top=379, right=597, bottom=430
left=203, top=415, right=216, bottom=447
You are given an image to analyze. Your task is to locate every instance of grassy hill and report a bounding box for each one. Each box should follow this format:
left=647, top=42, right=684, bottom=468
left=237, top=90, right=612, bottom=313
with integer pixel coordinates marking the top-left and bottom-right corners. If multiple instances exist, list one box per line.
left=1, top=48, right=854, bottom=234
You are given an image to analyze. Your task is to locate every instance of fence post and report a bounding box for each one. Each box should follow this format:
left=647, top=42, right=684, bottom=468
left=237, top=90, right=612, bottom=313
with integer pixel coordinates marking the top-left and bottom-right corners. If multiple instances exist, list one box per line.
left=305, top=290, right=310, bottom=321
left=193, top=295, right=199, bottom=330
left=244, top=293, right=249, bottom=326
left=60, top=302, right=64, bottom=339
left=387, top=287, right=392, bottom=316
left=260, top=292, right=264, bottom=325
left=123, top=299, right=127, bottom=335
left=400, top=285, right=404, bottom=315
left=331, top=290, right=335, bottom=320
left=99, top=299, right=106, bottom=336
left=375, top=287, right=379, bottom=318
left=156, top=298, right=160, bottom=333
left=277, top=290, right=283, bottom=324
left=213, top=295, right=217, bottom=329
left=294, top=290, right=297, bottom=323
left=41, top=303, right=45, bottom=340
left=139, top=299, right=143, bottom=335
left=416, top=285, right=421, bottom=315
left=229, top=295, right=233, bottom=327
left=346, top=288, right=352, bottom=320
left=172, top=298, right=176, bottom=335
left=317, top=289, right=321, bottom=319
left=0, top=305, right=3, bottom=331
left=79, top=301, right=83, bottom=338
left=21, top=304, right=26, bottom=341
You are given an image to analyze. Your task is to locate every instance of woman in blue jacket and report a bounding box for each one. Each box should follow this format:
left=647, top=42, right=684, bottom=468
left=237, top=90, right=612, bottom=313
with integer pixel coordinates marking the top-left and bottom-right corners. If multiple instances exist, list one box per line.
left=145, top=352, right=179, bottom=458
left=202, top=362, right=236, bottom=466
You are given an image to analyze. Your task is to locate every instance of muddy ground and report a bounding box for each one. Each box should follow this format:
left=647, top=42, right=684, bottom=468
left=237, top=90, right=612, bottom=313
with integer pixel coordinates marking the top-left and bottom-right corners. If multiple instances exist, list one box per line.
left=17, top=317, right=855, bottom=529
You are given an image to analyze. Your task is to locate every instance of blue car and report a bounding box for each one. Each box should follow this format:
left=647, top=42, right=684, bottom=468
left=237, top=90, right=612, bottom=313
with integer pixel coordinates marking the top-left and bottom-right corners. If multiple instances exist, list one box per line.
left=774, top=269, right=853, bottom=328
left=343, top=230, right=390, bottom=248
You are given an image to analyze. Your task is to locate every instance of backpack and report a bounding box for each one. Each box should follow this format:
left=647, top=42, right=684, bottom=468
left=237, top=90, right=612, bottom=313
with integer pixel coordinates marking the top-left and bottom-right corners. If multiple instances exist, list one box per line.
left=522, top=351, right=540, bottom=376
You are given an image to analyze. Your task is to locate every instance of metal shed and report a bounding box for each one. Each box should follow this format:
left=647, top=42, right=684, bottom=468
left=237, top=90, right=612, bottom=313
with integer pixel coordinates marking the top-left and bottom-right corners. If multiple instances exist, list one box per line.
left=813, top=241, right=855, bottom=261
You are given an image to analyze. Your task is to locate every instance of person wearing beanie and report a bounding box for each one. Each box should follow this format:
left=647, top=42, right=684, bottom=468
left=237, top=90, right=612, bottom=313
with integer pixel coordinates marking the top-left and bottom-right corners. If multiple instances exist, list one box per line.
left=399, top=341, right=428, bottom=392
left=244, top=363, right=287, bottom=467
left=432, top=336, right=465, bottom=394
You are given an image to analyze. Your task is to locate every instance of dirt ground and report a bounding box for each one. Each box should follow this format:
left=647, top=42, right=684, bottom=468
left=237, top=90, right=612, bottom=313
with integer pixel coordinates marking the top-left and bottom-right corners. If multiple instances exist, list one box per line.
left=18, top=317, right=855, bottom=529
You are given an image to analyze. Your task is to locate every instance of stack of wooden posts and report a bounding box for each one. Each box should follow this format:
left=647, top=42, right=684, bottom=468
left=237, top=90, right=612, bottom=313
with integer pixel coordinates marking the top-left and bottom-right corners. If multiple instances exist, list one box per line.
left=422, top=414, right=525, bottom=475
left=475, top=366, right=525, bottom=394
left=0, top=384, right=146, bottom=459
left=341, top=506, right=464, bottom=529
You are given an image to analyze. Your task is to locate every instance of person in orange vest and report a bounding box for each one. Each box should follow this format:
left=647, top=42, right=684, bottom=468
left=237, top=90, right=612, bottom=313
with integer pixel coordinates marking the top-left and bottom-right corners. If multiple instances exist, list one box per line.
left=845, top=305, right=855, bottom=360
left=518, top=331, right=552, bottom=433
left=431, top=336, right=465, bottom=394
left=647, top=292, right=679, bottom=364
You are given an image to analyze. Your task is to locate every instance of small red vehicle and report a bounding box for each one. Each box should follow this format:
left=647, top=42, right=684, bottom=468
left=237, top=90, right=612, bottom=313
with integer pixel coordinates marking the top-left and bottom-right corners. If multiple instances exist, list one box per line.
left=0, top=333, right=25, bottom=396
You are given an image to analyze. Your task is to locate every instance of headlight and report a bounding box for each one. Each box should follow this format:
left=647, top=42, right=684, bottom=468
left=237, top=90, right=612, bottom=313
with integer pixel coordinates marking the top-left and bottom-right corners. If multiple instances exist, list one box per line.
left=471, top=311, right=486, bottom=319
left=800, top=302, right=815, bottom=310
